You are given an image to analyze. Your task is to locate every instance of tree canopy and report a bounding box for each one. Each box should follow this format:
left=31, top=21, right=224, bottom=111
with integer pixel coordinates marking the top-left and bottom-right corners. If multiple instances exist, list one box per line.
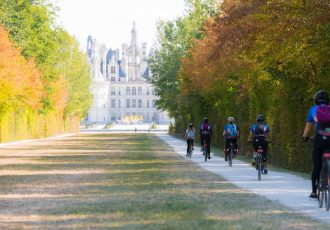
left=150, top=0, right=330, bottom=172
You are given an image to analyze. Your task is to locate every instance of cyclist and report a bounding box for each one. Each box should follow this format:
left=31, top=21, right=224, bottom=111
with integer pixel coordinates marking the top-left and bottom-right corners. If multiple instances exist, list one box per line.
left=200, top=117, right=212, bottom=159
left=248, top=115, right=270, bottom=174
left=185, top=123, right=195, bottom=156
left=302, top=90, right=330, bottom=199
left=223, top=117, right=240, bottom=161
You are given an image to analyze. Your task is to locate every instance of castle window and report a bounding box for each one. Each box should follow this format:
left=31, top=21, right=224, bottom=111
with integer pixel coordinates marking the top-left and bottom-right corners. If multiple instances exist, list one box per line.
left=111, top=99, right=116, bottom=108
left=111, top=66, right=116, bottom=74
left=111, top=87, right=116, bottom=95
left=111, top=77, right=115, bottom=81
left=138, top=99, right=142, bottom=108
left=132, top=87, right=136, bottom=96
left=126, top=99, right=130, bottom=108
left=132, top=99, right=136, bottom=108
left=138, top=87, right=142, bottom=95
left=126, top=87, right=130, bottom=95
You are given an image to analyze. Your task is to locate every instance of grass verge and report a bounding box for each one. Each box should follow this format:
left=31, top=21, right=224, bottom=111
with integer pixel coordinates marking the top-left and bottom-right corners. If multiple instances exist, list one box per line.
left=0, top=133, right=325, bottom=229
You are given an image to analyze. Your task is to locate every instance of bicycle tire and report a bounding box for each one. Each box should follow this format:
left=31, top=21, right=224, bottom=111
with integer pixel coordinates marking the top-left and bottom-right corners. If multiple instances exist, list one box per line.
left=188, top=143, right=192, bottom=158
left=327, top=183, right=330, bottom=211
left=257, top=155, right=261, bottom=181
left=228, top=148, right=233, bottom=167
left=318, top=184, right=324, bottom=208
left=325, top=187, right=328, bottom=211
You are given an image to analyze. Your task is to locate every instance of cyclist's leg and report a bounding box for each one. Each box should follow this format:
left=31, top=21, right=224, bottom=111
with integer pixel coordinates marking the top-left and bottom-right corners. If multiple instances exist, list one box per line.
left=224, top=138, right=229, bottom=160
left=312, top=134, right=323, bottom=195
left=186, top=139, right=190, bottom=154
left=192, top=139, right=194, bottom=150
left=233, top=138, right=238, bottom=156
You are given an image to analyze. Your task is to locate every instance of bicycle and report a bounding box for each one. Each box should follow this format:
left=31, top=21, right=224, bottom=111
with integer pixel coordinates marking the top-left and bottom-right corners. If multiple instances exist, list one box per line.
left=187, top=138, right=193, bottom=158
left=226, top=136, right=238, bottom=167
left=306, top=137, right=330, bottom=210
left=249, top=140, right=267, bottom=181
left=227, top=142, right=235, bottom=167
left=202, top=139, right=209, bottom=162
left=317, top=148, right=330, bottom=211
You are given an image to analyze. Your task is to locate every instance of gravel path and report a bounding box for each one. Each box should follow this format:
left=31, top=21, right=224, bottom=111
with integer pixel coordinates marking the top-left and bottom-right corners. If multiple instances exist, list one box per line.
left=157, top=133, right=330, bottom=224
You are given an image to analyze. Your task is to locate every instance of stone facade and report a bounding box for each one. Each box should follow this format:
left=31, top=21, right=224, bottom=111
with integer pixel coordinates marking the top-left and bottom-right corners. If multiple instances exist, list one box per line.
left=84, top=23, right=169, bottom=124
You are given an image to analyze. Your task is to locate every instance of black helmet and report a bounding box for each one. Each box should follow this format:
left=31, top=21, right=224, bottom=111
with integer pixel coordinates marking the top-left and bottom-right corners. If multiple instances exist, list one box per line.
left=189, top=123, right=193, bottom=128
left=203, top=117, right=208, bottom=123
left=314, top=90, right=329, bottom=105
left=256, top=115, right=264, bottom=122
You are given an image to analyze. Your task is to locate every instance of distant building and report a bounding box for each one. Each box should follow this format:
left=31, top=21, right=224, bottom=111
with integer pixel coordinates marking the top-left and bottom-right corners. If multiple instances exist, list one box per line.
left=84, top=22, right=169, bottom=124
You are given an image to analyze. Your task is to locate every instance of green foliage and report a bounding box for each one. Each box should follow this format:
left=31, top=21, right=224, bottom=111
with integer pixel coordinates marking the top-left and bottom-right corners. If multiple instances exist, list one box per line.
left=151, top=0, right=330, bottom=172
left=0, top=0, right=92, bottom=142
left=149, top=0, right=219, bottom=133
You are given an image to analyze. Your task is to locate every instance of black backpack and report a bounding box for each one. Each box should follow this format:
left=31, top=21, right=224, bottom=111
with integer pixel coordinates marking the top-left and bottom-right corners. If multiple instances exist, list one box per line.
left=254, top=123, right=265, bottom=135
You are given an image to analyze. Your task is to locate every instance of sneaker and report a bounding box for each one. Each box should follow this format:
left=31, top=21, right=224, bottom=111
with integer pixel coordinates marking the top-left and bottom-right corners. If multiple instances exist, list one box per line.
left=186, top=154, right=189, bottom=157
left=208, top=156, right=211, bottom=159
left=309, top=193, right=318, bottom=199
left=225, top=156, right=228, bottom=161
left=262, top=169, right=268, bottom=174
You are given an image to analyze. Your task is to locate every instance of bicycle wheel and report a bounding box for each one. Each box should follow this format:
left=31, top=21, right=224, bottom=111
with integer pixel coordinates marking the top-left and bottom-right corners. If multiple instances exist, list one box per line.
left=228, top=148, right=233, bottom=167
left=257, top=156, right=262, bottom=181
left=325, top=186, right=328, bottom=211
left=188, top=143, right=192, bottom=158
left=327, top=183, right=330, bottom=211
left=318, top=183, right=324, bottom=208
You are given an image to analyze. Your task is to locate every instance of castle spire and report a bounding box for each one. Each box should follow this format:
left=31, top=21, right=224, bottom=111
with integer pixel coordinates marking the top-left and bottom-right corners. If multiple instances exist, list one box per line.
left=130, top=21, right=137, bottom=47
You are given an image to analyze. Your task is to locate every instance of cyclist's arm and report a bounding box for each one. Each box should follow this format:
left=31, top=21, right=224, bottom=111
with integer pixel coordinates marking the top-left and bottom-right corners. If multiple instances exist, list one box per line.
left=303, top=122, right=313, bottom=138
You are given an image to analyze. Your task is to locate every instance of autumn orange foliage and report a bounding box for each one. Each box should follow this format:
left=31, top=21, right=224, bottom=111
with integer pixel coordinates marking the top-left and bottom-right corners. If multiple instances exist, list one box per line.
left=0, top=26, right=43, bottom=110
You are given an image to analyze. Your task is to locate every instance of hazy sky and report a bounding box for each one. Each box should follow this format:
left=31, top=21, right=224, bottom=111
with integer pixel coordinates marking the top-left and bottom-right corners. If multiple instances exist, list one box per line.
left=55, top=0, right=186, bottom=50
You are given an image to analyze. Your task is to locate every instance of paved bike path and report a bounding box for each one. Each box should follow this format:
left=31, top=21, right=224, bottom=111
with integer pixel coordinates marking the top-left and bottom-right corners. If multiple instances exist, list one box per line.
left=157, top=133, right=330, bottom=224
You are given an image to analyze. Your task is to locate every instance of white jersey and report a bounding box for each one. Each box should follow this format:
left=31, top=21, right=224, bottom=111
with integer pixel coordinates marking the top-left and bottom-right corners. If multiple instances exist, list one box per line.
left=185, top=128, right=195, bottom=139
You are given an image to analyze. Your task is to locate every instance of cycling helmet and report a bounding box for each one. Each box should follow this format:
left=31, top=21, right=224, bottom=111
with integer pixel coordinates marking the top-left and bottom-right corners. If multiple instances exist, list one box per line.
left=314, top=90, right=329, bottom=105
left=256, top=115, right=264, bottom=122
left=189, top=123, right=193, bottom=128
left=228, top=117, right=234, bottom=123
left=203, top=117, right=208, bottom=123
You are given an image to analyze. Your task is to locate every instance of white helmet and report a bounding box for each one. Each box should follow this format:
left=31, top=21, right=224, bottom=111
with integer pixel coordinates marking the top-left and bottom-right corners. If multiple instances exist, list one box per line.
left=228, top=117, right=234, bottom=123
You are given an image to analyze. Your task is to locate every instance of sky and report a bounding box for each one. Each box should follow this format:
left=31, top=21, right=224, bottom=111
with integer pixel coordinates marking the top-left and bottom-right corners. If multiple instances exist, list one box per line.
left=55, top=0, right=186, bottom=50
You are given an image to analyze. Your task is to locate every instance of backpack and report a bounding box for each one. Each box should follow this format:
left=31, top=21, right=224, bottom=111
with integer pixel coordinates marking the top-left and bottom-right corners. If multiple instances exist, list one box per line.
left=201, top=123, right=211, bottom=134
left=317, top=105, right=330, bottom=130
left=254, top=123, right=265, bottom=135
left=228, top=124, right=237, bottom=136
left=202, top=123, right=210, bottom=131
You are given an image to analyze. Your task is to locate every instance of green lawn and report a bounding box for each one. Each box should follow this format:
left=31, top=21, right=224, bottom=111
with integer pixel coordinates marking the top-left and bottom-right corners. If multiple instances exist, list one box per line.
left=0, top=134, right=325, bottom=229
